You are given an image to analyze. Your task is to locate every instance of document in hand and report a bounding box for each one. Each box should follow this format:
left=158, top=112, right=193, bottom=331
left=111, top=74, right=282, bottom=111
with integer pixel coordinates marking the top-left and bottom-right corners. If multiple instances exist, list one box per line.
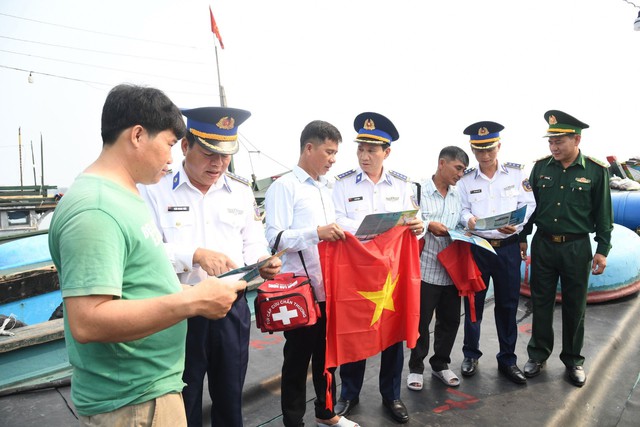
left=217, top=249, right=286, bottom=283
left=448, top=229, right=496, bottom=255
left=474, top=205, right=527, bottom=231
left=354, top=209, right=419, bottom=240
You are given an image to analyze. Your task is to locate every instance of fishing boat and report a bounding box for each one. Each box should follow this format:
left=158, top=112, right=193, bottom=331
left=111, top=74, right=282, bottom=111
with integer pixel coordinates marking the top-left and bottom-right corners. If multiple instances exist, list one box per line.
left=0, top=231, right=68, bottom=397
left=0, top=185, right=60, bottom=240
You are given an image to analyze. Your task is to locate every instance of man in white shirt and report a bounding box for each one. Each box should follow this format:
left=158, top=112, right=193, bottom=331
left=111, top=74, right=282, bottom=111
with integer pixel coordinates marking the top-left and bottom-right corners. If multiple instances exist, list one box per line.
left=331, top=112, right=423, bottom=424
left=457, top=121, right=535, bottom=384
left=140, top=107, right=281, bottom=427
left=265, top=120, right=360, bottom=427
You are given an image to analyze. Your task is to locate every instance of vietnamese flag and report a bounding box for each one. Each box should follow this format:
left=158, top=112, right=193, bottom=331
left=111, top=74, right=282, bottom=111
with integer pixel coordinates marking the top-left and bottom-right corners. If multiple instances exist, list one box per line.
left=319, top=226, right=421, bottom=371
left=209, top=6, right=225, bottom=49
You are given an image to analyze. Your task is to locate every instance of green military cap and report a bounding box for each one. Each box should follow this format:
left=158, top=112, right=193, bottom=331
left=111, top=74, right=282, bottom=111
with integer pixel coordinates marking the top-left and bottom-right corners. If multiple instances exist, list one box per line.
left=543, top=110, right=589, bottom=137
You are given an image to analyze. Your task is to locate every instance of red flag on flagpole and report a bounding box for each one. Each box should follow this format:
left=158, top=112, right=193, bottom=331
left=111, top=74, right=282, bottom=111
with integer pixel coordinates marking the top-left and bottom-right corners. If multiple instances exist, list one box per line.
left=319, top=226, right=421, bottom=408
left=209, top=6, right=225, bottom=49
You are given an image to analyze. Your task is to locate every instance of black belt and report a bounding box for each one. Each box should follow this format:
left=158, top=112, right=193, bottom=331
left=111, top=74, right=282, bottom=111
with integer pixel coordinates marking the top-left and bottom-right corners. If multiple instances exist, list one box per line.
left=486, top=234, right=520, bottom=248
left=538, top=231, right=588, bottom=243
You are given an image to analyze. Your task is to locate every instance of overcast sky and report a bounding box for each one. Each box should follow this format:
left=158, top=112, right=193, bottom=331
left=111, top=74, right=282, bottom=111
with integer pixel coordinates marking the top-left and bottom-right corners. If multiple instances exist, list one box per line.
left=1, top=0, right=639, bottom=188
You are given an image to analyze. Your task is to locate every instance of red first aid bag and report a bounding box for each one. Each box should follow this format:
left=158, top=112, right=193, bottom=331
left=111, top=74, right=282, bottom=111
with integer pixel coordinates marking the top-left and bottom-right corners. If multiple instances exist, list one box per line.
left=254, top=272, right=321, bottom=333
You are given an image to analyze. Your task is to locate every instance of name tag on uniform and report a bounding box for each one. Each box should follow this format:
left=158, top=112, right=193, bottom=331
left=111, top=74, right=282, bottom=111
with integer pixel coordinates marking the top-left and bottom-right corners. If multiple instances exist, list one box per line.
left=386, top=196, right=400, bottom=202
left=470, top=189, right=482, bottom=194
left=504, top=185, right=515, bottom=191
left=348, top=196, right=363, bottom=202
left=168, top=206, right=189, bottom=212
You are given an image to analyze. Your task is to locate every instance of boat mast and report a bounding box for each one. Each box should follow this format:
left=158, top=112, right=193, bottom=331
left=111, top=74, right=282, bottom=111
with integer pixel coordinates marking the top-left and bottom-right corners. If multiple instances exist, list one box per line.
left=40, top=134, right=45, bottom=194
left=18, top=127, right=24, bottom=187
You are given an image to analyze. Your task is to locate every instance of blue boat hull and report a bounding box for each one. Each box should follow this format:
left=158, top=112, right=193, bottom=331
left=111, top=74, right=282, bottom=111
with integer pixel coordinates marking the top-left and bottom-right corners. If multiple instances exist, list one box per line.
left=521, top=224, right=640, bottom=303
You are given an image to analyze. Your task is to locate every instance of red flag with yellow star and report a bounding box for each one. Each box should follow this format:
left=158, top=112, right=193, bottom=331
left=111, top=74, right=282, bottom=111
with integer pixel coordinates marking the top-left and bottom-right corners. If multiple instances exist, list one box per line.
left=319, top=226, right=421, bottom=370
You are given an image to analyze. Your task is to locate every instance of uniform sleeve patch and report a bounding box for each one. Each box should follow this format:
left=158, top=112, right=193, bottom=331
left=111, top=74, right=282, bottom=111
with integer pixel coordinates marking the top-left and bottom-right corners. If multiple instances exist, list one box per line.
left=522, top=178, right=533, bottom=192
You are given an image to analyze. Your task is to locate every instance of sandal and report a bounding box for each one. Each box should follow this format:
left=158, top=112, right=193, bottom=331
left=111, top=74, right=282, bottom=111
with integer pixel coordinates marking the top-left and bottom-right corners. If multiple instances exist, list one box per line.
left=432, top=369, right=460, bottom=387
left=407, top=373, right=423, bottom=391
left=317, top=415, right=360, bottom=427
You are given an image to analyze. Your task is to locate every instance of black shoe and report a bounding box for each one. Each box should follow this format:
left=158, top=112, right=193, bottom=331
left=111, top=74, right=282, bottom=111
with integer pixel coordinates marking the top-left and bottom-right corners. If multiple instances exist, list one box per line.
left=334, top=397, right=359, bottom=417
left=523, top=359, right=545, bottom=378
left=566, top=366, right=586, bottom=387
left=498, top=364, right=527, bottom=384
left=382, top=398, right=409, bottom=424
left=461, top=357, right=479, bottom=377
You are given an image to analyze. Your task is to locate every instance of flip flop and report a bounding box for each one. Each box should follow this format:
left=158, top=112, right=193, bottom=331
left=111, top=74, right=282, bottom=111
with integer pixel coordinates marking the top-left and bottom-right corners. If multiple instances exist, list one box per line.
left=317, top=416, right=360, bottom=427
left=432, top=369, right=460, bottom=387
left=407, top=373, right=423, bottom=391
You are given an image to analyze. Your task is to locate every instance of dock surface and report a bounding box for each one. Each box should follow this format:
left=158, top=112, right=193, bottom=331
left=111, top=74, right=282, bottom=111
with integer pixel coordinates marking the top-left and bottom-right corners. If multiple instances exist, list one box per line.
left=2, top=292, right=639, bottom=426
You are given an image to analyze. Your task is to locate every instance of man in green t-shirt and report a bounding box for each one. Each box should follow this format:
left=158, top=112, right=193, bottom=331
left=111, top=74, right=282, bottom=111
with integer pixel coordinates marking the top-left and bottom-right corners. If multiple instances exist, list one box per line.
left=48, top=84, right=246, bottom=426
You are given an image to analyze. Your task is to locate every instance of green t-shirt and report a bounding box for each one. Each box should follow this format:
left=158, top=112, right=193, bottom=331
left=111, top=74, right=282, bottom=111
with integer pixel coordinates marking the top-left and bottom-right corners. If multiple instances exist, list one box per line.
left=48, top=174, right=186, bottom=416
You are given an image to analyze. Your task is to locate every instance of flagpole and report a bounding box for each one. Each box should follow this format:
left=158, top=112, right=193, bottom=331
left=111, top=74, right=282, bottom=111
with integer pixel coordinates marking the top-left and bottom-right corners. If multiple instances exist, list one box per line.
left=210, top=6, right=233, bottom=172
left=214, top=45, right=227, bottom=108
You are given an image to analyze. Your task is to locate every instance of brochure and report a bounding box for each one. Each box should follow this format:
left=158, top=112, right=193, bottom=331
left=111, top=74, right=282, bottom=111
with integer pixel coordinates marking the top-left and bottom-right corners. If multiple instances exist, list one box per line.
left=474, top=205, right=527, bottom=231
left=354, top=209, right=419, bottom=240
left=217, top=248, right=287, bottom=283
left=448, top=229, right=496, bottom=255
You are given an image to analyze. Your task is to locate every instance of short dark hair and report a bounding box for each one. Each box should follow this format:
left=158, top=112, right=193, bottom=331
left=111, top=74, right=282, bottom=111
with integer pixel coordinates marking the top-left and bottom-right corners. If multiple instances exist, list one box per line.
left=439, top=145, right=469, bottom=167
left=185, top=131, right=197, bottom=147
left=299, top=120, right=342, bottom=153
left=101, top=84, right=186, bottom=145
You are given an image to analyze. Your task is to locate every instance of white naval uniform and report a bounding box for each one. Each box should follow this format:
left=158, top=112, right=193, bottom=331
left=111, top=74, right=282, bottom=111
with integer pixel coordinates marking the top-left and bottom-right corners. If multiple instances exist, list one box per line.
left=138, top=162, right=269, bottom=285
left=331, top=167, right=420, bottom=235
left=457, top=161, right=536, bottom=239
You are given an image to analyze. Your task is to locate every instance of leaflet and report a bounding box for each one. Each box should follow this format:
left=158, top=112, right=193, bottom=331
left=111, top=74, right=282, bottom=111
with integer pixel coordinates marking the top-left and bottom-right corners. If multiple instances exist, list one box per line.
left=448, top=229, right=496, bottom=255
left=354, top=209, right=419, bottom=240
left=474, top=205, right=527, bottom=231
left=217, top=248, right=286, bottom=283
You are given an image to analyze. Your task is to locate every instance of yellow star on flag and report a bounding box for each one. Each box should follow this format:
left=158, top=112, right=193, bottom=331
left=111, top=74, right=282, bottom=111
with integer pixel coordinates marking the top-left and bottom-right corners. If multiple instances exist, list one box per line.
left=358, top=270, right=399, bottom=326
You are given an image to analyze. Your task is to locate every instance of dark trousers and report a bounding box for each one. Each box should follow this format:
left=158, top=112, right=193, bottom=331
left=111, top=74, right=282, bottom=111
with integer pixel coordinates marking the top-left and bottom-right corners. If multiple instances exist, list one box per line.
left=182, top=297, right=250, bottom=427
left=463, top=241, right=522, bottom=366
left=528, top=232, right=592, bottom=367
left=408, top=281, right=460, bottom=373
left=339, top=341, right=404, bottom=401
left=281, top=302, right=336, bottom=427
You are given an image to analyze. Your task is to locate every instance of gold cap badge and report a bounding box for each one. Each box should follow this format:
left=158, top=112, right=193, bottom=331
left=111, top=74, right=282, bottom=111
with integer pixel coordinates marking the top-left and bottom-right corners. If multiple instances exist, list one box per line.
left=216, top=116, right=235, bottom=130
left=364, top=118, right=376, bottom=130
left=548, top=115, right=557, bottom=125
left=478, top=127, right=489, bottom=136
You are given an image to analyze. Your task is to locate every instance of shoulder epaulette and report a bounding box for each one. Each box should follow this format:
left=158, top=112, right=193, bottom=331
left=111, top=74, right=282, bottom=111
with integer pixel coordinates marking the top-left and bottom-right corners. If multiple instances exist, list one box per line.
left=389, top=170, right=410, bottom=182
left=586, top=155, right=609, bottom=168
left=534, top=154, right=552, bottom=163
left=504, top=162, right=524, bottom=170
left=335, top=169, right=356, bottom=181
left=463, top=167, right=476, bottom=176
left=225, top=171, right=251, bottom=187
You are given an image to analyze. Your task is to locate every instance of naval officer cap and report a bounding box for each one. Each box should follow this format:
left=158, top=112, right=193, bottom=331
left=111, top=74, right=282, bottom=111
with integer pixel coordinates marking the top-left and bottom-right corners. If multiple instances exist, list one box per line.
left=543, top=110, right=589, bottom=138
left=463, top=121, right=504, bottom=150
left=181, top=107, right=251, bottom=155
left=353, top=112, right=399, bottom=145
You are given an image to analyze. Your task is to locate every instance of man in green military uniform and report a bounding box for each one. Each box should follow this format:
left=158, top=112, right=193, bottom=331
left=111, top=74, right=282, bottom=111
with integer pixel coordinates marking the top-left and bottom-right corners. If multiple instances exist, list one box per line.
left=520, top=110, right=613, bottom=387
